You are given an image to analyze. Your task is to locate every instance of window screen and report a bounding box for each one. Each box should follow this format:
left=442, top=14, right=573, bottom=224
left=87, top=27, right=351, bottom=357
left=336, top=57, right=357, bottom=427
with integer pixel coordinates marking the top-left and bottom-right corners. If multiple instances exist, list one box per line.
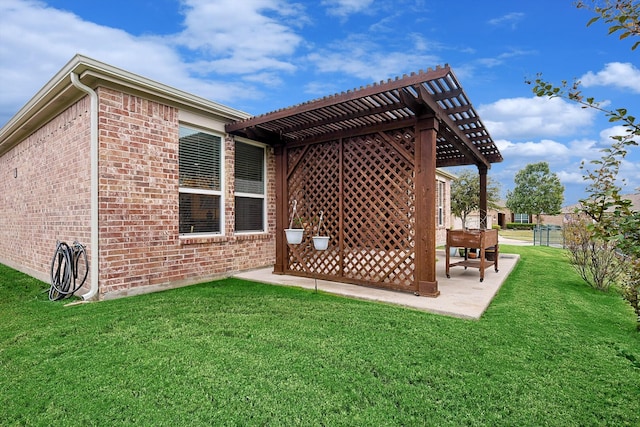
left=235, top=141, right=265, bottom=232
left=179, top=126, right=223, bottom=235
left=235, top=196, right=264, bottom=231
left=179, top=127, right=221, bottom=190
left=235, top=142, right=264, bottom=194
left=179, top=193, right=221, bottom=234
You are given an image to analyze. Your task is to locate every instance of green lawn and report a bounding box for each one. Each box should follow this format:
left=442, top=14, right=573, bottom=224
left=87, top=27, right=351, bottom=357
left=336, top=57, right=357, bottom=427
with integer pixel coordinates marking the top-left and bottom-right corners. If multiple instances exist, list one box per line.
left=499, top=229, right=533, bottom=241
left=1, top=246, right=639, bottom=426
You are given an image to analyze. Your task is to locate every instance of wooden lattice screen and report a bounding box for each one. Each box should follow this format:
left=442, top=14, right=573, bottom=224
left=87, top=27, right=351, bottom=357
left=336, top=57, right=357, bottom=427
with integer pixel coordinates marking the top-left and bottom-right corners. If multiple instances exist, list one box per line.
left=286, top=127, right=417, bottom=292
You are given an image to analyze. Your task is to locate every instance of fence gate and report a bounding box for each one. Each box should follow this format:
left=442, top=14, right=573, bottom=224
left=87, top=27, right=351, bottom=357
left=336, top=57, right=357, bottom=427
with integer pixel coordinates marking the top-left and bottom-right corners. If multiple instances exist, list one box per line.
left=533, top=225, right=564, bottom=247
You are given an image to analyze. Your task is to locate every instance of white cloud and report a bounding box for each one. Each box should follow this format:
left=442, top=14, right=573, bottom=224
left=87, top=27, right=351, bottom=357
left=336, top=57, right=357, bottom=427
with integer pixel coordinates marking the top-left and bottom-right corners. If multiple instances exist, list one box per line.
left=308, top=50, right=439, bottom=81
left=307, top=34, right=439, bottom=81
left=557, top=169, right=586, bottom=185
left=619, top=158, right=640, bottom=192
left=580, top=155, right=640, bottom=192
left=476, top=49, right=536, bottom=68
left=599, top=125, right=637, bottom=145
left=479, top=96, right=597, bottom=140
left=580, top=62, right=640, bottom=93
left=322, top=0, right=374, bottom=17
left=487, top=12, right=524, bottom=28
left=0, top=0, right=312, bottom=124
left=494, top=138, right=570, bottom=160
left=304, top=81, right=341, bottom=96
left=175, top=0, right=305, bottom=75
left=0, top=1, right=201, bottom=113
left=567, top=138, right=599, bottom=158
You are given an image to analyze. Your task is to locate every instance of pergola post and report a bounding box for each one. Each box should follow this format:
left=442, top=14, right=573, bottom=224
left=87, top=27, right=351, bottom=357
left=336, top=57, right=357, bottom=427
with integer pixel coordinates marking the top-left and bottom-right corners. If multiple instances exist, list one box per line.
left=273, top=143, right=287, bottom=274
left=414, top=116, right=440, bottom=297
left=479, top=165, right=488, bottom=229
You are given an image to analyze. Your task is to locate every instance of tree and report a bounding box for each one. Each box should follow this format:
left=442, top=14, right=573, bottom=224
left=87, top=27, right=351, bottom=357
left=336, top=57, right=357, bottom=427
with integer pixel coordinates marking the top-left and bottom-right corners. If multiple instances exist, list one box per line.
left=450, top=169, right=501, bottom=229
left=529, top=0, right=639, bottom=328
left=505, top=162, right=564, bottom=226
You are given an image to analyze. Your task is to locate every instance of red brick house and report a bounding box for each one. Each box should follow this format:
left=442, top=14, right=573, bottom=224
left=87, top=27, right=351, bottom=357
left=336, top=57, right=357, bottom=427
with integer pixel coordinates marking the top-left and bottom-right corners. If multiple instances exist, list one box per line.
left=0, top=55, right=499, bottom=300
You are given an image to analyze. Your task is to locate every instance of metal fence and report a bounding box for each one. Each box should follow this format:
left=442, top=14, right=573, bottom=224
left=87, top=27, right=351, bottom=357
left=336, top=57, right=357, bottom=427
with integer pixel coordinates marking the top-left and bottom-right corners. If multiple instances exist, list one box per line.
left=533, top=225, right=564, bottom=248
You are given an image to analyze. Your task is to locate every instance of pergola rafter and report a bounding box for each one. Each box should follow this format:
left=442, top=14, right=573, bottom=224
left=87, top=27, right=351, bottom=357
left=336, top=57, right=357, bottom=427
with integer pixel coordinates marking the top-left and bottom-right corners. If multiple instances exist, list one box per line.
left=226, top=65, right=502, bottom=167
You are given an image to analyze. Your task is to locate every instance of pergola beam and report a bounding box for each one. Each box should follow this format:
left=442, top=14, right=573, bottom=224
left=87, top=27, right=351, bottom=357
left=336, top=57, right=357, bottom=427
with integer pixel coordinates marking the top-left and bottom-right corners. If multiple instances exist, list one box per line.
left=226, top=66, right=452, bottom=134
left=414, top=84, right=491, bottom=169
left=226, top=65, right=502, bottom=167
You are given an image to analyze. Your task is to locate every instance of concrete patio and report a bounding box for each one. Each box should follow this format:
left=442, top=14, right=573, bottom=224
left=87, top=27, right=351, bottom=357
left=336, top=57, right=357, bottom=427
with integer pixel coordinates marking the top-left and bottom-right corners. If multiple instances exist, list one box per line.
left=235, top=248, right=521, bottom=320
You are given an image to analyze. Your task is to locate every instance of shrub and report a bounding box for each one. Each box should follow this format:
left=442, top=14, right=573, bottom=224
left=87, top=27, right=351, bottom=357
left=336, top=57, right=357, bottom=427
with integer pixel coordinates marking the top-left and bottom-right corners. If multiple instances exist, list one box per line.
left=506, top=222, right=534, bottom=230
left=563, top=215, right=626, bottom=292
left=620, top=258, right=640, bottom=330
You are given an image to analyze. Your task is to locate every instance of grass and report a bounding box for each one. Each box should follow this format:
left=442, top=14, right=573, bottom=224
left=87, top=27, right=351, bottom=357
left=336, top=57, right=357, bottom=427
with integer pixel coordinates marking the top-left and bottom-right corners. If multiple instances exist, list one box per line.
left=499, top=229, right=533, bottom=241
left=1, top=245, right=639, bottom=426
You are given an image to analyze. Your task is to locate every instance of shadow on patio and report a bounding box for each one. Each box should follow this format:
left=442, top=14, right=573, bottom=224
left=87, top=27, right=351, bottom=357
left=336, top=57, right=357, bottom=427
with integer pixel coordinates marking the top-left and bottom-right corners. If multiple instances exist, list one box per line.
left=235, top=250, right=520, bottom=320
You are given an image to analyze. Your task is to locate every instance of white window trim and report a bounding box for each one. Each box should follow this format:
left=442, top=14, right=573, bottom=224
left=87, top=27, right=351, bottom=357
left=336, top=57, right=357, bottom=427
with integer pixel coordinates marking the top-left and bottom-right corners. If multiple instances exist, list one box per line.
left=178, top=124, right=225, bottom=237
left=437, top=180, right=445, bottom=227
left=234, top=138, right=267, bottom=234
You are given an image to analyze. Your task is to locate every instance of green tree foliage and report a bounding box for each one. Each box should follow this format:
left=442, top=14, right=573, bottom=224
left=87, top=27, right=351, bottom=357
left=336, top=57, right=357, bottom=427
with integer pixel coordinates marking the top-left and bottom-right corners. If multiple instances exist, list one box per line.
left=505, top=162, right=564, bottom=226
left=450, top=169, right=501, bottom=229
left=529, top=0, right=639, bottom=327
left=578, top=0, right=640, bottom=50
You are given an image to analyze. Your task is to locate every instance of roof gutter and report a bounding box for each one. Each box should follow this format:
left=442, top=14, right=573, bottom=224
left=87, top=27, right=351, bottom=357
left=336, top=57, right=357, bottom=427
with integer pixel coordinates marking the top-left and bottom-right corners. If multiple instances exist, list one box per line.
left=70, top=72, right=99, bottom=301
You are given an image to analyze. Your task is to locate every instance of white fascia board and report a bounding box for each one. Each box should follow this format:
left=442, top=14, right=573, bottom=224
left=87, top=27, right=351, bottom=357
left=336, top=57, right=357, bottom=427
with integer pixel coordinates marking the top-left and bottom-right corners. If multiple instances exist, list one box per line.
left=0, top=54, right=251, bottom=155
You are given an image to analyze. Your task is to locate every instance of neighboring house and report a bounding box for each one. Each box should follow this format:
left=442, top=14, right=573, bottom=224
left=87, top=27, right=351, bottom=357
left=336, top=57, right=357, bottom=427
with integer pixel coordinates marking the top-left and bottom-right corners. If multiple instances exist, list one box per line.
left=451, top=200, right=510, bottom=230
left=0, top=55, right=493, bottom=300
left=483, top=201, right=531, bottom=229
left=435, top=168, right=457, bottom=243
left=541, top=193, right=640, bottom=226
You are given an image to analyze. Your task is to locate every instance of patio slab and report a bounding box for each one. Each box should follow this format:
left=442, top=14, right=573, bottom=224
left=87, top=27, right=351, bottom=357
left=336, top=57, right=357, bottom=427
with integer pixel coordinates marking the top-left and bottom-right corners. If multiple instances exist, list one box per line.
left=234, top=249, right=520, bottom=320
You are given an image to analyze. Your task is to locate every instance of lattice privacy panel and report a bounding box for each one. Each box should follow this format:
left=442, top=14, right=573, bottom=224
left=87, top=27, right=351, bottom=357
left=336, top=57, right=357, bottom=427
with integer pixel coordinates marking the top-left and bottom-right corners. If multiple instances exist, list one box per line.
left=286, top=128, right=416, bottom=292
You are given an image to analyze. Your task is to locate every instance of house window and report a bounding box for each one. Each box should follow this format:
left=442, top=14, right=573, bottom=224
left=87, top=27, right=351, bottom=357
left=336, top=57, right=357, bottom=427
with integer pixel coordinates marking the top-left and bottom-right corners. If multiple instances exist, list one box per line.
left=235, top=140, right=265, bottom=232
left=437, top=180, right=445, bottom=226
left=179, top=125, right=223, bottom=235
left=514, top=213, right=529, bottom=224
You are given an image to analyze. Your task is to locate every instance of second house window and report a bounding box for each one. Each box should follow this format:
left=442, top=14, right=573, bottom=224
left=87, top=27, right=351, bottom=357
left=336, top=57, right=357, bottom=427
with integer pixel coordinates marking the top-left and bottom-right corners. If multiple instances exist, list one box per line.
left=235, top=140, right=265, bottom=232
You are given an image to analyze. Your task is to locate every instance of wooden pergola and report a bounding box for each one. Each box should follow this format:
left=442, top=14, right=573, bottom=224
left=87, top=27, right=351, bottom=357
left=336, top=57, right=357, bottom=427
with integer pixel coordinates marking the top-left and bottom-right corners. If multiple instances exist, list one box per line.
left=226, top=65, right=502, bottom=296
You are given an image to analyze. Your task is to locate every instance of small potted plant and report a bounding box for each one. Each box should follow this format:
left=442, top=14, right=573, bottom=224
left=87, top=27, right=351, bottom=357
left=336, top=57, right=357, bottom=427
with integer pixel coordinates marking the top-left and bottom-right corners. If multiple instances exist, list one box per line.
left=312, top=210, right=329, bottom=251
left=285, top=200, right=304, bottom=244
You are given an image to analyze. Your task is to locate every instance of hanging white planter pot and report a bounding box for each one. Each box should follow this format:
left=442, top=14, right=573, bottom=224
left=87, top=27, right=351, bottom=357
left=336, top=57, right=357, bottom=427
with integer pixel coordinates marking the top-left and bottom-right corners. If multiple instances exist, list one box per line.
left=285, top=228, right=304, bottom=245
left=312, top=236, right=329, bottom=251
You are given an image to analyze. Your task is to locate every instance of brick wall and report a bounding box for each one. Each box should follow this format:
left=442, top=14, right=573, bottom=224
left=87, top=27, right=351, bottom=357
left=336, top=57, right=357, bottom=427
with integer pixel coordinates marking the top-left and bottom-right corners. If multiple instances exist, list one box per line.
left=97, top=88, right=275, bottom=298
left=0, top=98, right=92, bottom=283
left=1, top=88, right=276, bottom=299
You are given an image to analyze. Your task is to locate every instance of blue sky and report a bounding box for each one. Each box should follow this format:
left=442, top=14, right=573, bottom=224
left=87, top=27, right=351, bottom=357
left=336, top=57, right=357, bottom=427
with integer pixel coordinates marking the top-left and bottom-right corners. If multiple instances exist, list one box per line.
left=1, top=0, right=638, bottom=205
